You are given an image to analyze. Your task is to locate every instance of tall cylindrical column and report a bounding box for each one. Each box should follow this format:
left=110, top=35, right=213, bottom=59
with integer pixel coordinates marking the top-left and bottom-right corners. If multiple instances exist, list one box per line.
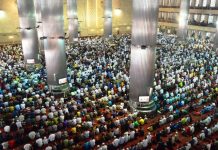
left=214, top=20, right=218, bottom=51
left=40, top=0, right=68, bottom=87
left=104, top=0, right=112, bottom=37
left=17, top=0, right=40, bottom=67
left=177, top=0, right=190, bottom=40
left=130, top=0, right=158, bottom=113
left=33, top=0, right=44, bottom=53
left=67, top=0, right=79, bottom=42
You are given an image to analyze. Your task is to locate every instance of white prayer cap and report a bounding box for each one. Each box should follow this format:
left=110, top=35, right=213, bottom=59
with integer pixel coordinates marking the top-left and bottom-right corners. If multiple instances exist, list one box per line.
left=35, top=94, right=40, bottom=98
left=35, top=115, right=41, bottom=121
left=45, top=146, right=52, bottom=150
left=28, top=131, right=36, bottom=140
left=4, top=126, right=10, bottom=133
left=8, top=93, right=12, bottom=97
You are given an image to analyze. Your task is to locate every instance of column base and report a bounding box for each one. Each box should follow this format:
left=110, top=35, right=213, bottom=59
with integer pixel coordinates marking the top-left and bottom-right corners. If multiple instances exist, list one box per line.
left=129, top=100, right=157, bottom=117
left=49, top=83, right=69, bottom=97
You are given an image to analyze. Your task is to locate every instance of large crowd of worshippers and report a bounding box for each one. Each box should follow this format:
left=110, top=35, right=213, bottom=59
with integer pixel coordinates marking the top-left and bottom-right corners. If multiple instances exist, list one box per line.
left=0, top=33, right=217, bottom=150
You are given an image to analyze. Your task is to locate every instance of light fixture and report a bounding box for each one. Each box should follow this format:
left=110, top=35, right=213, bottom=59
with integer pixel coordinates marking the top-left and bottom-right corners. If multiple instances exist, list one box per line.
left=0, top=10, right=6, bottom=18
left=114, top=8, right=122, bottom=16
left=8, top=36, right=14, bottom=39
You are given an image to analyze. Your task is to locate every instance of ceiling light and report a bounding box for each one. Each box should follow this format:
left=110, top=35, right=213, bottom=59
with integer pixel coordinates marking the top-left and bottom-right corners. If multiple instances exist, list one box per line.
left=8, top=36, right=14, bottom=39
left=114, top=8, right=122, bottom=16
left=0, top=10, right=6, bottom=18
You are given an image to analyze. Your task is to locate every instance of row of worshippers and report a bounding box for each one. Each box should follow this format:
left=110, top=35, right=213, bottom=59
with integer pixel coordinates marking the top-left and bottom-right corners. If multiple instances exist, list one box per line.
left=127, top=109, right=218, bottom=150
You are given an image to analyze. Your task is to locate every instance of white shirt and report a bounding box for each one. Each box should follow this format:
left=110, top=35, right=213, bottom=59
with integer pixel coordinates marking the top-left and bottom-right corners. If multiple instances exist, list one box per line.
left=185, top=143, right=191, bottom=150
left=119, top=136, right=125, bottom=145
left=124, top=132, right=129, bottom=143
left=2, top=142, right=8, bottom=150
left=193, top=137, right=198, bottom=145
left=16, top=121, right=22, bottom=128
left=84, top=131, right=90, bottom=138
left=147, top=133, right=152, bottom=143
left=200, top=132, right=205, bottom=140
left=90, top=139, right=95, bottom=147
left=36, top=138, right=43, bottom=147
left=24, top=144, right=32, bottom=150
left=76, top=117, right=82, bottom=124
left=101, top=145, right=107, bottom=150
left=49, top=134, right=55, bottom=142
left=142, top=139, right=148, bottom=148
left=112, top=138, right=120, bottom=147
left=43, top=137, right=48, bottom=145
left=130, top=131, right=135, bottom=140
left=114, top=128, right=120, bottom=135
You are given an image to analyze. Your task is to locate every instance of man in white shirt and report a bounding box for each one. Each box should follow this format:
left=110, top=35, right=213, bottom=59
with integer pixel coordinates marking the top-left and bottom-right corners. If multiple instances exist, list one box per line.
left=199, top=130, right=205, bottom=140
left=112, top=136, right=120, bottom=147
left=100, top=115, right=105, bottom=123
left=185, top=142, right=191, bottom=150
left=43, top=137, right=48, bottom=145
left=23, top=143, right=32, bottom=150
left=142, top=138, right=148, bottom=148
left=48, top=134, right=55, bottom=142
left=28, top=131, right=36, bottom=140
left=101, top=143, right=107, bottom=150
left=36, top=138, right=43, bottom=147
left=130, top=130, right=135, bottom=140
left=90, top=139, right=95, bottom=148
left=124, top=132, right=129, bottom=143
left=193, top=137, right=198, bottom=145
left=119, top=136, right=125, bottom=145
left=84, top=130, right=90, bottom=139
left=147, top=132, right=152, bottom=144
left=114, top=127, right=120, bottom=136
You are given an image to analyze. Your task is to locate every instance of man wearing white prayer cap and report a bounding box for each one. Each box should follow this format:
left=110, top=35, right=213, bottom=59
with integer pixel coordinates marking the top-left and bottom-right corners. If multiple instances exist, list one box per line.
left=28, top=131, right=36, bottom=140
